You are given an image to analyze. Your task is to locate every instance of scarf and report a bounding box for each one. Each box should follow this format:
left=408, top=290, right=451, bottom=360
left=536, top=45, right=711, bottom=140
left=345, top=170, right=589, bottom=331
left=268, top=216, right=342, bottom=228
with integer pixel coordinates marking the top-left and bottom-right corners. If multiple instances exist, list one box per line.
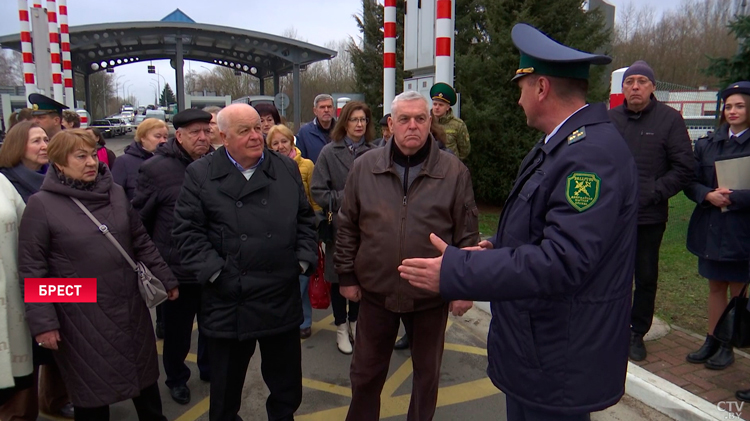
left=53, top=164, right=102, bottom=192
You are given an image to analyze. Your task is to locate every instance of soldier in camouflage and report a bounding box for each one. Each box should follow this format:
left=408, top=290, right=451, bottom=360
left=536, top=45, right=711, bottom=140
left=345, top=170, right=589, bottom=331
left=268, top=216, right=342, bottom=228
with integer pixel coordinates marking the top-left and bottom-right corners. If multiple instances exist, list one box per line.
left=430, top=83, right=471, bottom=161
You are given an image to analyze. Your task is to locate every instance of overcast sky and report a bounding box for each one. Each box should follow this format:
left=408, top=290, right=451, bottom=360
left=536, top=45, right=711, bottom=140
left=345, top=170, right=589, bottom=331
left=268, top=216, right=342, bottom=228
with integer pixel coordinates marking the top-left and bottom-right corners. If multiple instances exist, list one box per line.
left=0, top=0, right=689, bottom=108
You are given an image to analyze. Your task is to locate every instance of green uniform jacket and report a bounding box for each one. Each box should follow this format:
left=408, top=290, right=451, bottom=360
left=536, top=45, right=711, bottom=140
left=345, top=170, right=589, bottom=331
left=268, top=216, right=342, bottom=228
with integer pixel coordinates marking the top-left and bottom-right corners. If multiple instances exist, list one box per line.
left=438, top=111, right=471, bottom=160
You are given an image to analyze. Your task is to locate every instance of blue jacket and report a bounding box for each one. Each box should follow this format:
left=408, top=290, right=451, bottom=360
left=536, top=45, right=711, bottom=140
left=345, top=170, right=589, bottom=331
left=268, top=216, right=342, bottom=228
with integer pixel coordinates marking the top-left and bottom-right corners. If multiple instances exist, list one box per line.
left=440, top=104, right=639, bottom=415
left=296, top=118, right=334, bottom=163
left=684, top=126, right=750, bottom=262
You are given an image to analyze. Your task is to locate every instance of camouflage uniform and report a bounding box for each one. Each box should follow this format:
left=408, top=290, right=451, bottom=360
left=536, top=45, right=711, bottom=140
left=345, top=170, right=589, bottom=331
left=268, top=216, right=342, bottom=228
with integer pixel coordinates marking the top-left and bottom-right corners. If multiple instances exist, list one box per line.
left=438, top=110, right=470, bottom=161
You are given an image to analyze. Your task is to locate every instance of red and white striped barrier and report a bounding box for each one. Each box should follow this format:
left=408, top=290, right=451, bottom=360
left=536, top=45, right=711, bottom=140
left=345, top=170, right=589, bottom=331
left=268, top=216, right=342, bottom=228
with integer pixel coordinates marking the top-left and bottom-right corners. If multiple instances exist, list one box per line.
left=19, top=0, right=36, bottom=106
left=58, top=0, right=73, bottom=108
left=383, top=0, right=396, bottom=114
left=435, top=0, right=452, bottom=84
left=47, top=0, right=63, bottom=102
left=610, top=67, right=627, bottom=109
left=336, top=97, right=351, bottom=117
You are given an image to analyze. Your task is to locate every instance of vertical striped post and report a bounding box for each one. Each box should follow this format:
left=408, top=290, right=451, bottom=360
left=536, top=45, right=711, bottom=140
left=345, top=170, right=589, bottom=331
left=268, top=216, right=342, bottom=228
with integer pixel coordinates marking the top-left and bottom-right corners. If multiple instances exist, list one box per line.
left=58, top=0, right=73, bottom=108
left=32, top=1, right=41, bottom=6
left=19, top=0, right=37, bottom=106
left=383, top=0, right=396, bottom=114
left=435, top=0, right=453, bottom=85
left=47, top=0, right=63, bottom=102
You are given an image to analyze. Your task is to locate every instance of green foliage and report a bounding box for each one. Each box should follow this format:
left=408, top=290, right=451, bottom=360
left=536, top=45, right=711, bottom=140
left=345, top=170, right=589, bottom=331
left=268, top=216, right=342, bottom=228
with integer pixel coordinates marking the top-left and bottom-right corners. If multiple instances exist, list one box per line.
left=349, top=0, right=410, bottom=126
left=705, top=15, right=750, bottom=87
left=160, top=83, right=176, bottom=107
left=454, top=0, right=611, bottom=204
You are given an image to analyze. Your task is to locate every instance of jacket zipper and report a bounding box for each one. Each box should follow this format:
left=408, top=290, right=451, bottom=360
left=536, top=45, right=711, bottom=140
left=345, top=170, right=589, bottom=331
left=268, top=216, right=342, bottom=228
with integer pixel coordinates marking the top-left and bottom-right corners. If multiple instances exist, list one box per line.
left=398, top=155, right=412, bottom=310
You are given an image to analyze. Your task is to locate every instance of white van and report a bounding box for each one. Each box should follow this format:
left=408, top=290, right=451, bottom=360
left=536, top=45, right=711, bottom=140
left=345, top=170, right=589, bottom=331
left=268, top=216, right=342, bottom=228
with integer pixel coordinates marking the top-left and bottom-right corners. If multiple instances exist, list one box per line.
left=75, top=109, right=90, bottom=129
left=144, top=109, right=166, bottom=122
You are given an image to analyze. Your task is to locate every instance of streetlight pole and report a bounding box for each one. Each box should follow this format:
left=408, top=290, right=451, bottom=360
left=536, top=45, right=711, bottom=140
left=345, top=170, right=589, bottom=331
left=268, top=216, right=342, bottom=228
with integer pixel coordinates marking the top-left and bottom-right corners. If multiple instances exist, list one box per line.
left=149, top=82, right=158, bottom=106
left=154, top=70, right=167, bottom=106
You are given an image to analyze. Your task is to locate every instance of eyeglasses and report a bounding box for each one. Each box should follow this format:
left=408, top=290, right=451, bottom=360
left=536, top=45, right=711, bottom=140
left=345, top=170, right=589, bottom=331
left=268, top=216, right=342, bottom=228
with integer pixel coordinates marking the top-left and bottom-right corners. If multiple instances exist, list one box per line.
left=348, top=117, right=369, bottom=125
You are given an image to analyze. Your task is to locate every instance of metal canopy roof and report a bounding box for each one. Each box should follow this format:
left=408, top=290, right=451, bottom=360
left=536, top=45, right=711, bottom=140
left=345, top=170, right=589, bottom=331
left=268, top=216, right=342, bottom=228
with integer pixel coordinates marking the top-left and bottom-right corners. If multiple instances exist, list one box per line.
left=0, top=20, right=337, bottom=79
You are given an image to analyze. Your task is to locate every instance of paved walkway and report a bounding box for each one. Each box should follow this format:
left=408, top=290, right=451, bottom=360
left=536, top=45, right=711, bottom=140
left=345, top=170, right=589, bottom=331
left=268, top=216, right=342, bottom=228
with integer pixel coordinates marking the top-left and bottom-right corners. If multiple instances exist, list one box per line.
left=36, top=305, right=674, bottom=421
left=632, top=327, right=750, bottom=420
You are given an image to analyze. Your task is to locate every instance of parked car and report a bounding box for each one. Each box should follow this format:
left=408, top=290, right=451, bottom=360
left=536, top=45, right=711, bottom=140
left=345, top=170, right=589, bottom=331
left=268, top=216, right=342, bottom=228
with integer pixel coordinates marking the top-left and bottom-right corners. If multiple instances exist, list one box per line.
left=106, top=118, right=125, bottom=136
left=133, top=114, right=147, bottom=126
left=145, top=109, right=166, bottom=122
left=89, top=120, right=114, bottom=138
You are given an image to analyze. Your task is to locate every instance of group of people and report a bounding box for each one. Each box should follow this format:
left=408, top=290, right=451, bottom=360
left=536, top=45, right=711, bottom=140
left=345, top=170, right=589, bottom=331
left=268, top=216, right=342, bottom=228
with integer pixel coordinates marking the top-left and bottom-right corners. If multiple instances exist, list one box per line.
left=0, top=20, right=749, bottom=421
left=608, top=61, right=750, bottom=401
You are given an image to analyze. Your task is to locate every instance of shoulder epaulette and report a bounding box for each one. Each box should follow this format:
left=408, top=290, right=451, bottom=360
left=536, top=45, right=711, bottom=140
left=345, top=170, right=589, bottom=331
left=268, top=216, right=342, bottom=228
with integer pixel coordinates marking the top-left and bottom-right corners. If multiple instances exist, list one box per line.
left=567, top=127, right=586, bottom=145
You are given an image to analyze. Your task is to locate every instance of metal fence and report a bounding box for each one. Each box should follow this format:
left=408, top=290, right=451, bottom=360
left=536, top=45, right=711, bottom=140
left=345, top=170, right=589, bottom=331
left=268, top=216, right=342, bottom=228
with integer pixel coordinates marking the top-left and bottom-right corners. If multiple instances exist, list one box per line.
left=656, top=80, right=720, bottom=142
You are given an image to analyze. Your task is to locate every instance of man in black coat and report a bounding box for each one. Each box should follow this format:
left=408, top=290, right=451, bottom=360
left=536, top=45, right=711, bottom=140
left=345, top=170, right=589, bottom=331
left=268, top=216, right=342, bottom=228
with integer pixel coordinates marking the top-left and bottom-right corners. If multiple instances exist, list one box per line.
left=173, top=103, right=317, bottom=421
left=608, top=61, right=694, bottom=362
left=133, top=108, right=214, bottom=405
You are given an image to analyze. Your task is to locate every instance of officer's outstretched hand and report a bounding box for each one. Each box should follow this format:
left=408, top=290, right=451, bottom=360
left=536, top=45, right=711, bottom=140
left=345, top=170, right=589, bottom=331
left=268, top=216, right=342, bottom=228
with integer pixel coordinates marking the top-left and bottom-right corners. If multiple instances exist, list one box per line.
left=399, top=233, right=447, bottom=293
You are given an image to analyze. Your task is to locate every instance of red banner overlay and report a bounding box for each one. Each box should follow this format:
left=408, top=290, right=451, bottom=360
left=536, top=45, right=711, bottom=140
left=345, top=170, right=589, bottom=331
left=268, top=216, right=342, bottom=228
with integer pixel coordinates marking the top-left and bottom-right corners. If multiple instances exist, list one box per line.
left=25, top=278, right=97, bottom=303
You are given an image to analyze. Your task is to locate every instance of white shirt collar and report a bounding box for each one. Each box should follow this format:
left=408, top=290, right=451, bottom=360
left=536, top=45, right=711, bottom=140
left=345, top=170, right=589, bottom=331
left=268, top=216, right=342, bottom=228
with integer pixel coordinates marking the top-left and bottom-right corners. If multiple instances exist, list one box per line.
left=729, top=127, right=749, bottom=138
left=544, top=104, right=589, bottom=144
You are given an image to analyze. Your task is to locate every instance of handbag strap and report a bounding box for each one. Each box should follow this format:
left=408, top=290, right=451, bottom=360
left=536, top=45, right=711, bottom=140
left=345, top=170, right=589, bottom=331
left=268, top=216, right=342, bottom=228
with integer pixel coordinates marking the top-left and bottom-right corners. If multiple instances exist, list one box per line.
left=70, top=197, right=138, bottom=271
left=327, top=194, right=333, bottom=222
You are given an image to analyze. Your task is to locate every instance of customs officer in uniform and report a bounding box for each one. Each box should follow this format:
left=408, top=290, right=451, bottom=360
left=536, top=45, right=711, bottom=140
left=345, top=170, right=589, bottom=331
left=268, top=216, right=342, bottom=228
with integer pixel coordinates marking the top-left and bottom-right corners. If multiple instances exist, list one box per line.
left=400, top=24, right=639, bottom=420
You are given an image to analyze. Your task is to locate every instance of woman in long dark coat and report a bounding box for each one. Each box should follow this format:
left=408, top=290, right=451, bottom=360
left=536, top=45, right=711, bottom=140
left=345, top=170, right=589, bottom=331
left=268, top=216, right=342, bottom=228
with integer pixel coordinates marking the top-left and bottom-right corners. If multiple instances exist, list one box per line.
left=17, top=129, right=178, bottom=421
left=684, top=82, right=750, bottom=372
left=310, top=101, right=378, bottom=354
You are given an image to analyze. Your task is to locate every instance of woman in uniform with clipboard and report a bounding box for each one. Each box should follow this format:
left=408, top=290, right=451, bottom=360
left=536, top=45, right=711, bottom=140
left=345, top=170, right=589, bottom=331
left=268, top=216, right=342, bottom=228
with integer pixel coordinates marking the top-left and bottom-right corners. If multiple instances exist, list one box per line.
left=684, top=81, right=750, bottom=372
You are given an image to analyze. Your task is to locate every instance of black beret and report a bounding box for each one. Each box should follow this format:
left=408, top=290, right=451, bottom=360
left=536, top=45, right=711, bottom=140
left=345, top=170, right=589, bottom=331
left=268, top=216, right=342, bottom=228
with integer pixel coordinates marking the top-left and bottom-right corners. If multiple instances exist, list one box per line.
left=379, top=113, right=391, bottom=126
left=722, top=81, right=750, bottom=101
left=172, top=109, right=213, bottom=130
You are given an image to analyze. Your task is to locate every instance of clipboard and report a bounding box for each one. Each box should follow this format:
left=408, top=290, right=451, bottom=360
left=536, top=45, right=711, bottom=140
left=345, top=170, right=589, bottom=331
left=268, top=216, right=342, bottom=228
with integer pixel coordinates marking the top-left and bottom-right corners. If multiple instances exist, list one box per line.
left=715, top=154, right=750, bottom=212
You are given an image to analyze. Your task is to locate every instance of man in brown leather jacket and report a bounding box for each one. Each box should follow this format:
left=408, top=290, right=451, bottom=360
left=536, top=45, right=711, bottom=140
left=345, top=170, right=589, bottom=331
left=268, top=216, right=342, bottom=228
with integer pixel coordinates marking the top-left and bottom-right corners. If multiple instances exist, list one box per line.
left=334, top=90, right=478, bottom=421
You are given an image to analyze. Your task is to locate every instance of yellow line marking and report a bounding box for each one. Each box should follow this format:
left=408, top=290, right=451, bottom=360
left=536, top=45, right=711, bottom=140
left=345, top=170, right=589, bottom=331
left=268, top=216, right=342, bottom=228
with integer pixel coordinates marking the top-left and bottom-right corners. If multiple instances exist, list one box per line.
left=445, top=319, right=454, bottom=332
left=193, top=322, right=198, bottom=331
left=298, top=378, right=501, bottom=419
left=302, top=378, right=352, bottom=397
left=381, top=357, right=413, bottom=397
left=173, top=396, right=210, bottom=421
left=443, top=342, right=487, bottom=356
left=312, top=314, right=336, bottom=332
left=435, top=377, right=500, bottom=406
left=156, top=340, right=196, bottom=362
left=296, top=405, right=350, bottom=421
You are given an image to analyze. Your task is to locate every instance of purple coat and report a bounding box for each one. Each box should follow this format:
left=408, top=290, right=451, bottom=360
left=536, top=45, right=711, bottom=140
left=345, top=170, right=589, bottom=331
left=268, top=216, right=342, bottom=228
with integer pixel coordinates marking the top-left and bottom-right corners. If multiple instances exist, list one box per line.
left=18, top=164, right=177, bottom=408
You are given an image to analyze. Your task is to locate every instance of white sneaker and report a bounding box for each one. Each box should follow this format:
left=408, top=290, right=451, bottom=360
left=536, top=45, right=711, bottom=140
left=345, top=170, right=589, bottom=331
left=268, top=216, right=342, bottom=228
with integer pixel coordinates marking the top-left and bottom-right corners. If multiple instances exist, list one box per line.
left=337, top=323, right=353, bottom=354
left=349, top=321, right=357, bottom=343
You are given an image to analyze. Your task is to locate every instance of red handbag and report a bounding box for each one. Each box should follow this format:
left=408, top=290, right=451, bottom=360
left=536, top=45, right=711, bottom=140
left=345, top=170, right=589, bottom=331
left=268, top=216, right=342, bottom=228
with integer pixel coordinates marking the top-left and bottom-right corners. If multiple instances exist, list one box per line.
left=308, top=244, right=331, bottom=309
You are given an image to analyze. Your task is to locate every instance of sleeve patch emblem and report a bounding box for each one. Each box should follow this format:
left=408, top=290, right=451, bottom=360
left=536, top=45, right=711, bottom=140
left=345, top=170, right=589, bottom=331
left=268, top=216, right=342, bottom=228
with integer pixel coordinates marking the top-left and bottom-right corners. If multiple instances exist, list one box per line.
left=566, top=172, right=601, bottom=212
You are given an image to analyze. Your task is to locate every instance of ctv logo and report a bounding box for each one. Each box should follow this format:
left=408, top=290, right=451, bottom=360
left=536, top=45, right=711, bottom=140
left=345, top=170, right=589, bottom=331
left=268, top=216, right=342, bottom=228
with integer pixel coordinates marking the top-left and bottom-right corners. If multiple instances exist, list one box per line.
left=717, top=401, right=744, bottom=420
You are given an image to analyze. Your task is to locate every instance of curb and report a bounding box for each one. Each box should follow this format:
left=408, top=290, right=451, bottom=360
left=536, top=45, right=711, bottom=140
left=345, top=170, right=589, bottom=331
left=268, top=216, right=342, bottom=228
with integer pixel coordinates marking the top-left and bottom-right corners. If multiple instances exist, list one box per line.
left=472, top=302, right=731, bottom=421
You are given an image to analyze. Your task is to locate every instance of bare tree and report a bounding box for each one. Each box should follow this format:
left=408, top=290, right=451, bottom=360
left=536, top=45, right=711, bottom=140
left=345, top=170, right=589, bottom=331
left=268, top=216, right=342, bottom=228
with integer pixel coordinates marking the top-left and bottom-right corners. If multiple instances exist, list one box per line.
left=0, top=49, right=23, bottom=86
left=613, top=0, right=737, bottom=87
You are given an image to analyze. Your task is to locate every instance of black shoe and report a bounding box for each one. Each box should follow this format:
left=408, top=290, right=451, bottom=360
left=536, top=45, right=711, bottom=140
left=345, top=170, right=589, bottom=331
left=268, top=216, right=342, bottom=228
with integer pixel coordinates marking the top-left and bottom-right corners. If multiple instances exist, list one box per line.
left=170, top=385, right=191, bottom=405
left=394, top=335, right=409, bottom=350
left=155, top=322, right=164, bottom=340
left=629, top=332, right=647, bottom=361
left=686, top=334, right=720, bottom=364
left=736, top=389, right=750, bottom=402
left=300, top=327, right=312, bottom=339
left=59, top=402, right=74, bottom=419
left=200, top=372, right=211, bottom=382
left=705, top=343, right=734, bottom=370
